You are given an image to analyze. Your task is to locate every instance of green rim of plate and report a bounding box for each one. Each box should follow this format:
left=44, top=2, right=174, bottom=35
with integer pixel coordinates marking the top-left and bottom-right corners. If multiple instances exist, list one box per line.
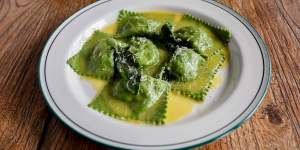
left=38, top=0, right=272, bottom=149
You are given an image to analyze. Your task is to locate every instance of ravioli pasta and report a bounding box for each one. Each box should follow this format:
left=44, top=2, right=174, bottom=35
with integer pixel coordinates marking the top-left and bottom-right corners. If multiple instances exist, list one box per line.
left=67, top=10, right=231, bottom=125
left=163, top=47, right=205, bottom=82
left=171, top=48, right=225, bottom=100
left=117, top=10, right=162, bottom=38
left=89, top=75, right=170, bottom=124
left=128, top=37, right=159, bottom=68
left=67, top=31, right=127, bottom=79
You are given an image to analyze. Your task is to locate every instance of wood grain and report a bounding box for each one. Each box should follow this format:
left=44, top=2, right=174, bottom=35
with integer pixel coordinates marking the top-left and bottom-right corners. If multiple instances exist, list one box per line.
left=0, top=0, right=299, bottom=149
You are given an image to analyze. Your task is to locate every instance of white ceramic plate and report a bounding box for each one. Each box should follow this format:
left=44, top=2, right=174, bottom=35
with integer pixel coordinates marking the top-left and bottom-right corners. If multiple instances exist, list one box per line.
left=38, top=0, right=271, bottom=149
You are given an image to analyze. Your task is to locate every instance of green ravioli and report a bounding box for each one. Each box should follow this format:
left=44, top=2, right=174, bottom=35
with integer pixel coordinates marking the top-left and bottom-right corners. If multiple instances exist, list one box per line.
left=67, top=31, right=127, bottom=80
left=183, top=14, right=231, bottom=44
left=162, top=47, right=205, bottom=82
left=128, top=37, right=159, bottom=68
left=117, top=10, right=162, bottom=38
left=89, top=75, right=171, bottom=124
left=171, top=48, right=225, bottom=100
left=175, top=26, right=215, bottom=55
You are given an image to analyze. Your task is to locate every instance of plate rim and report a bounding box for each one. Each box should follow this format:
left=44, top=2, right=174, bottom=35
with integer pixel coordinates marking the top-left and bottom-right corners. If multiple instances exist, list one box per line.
left=38, top=0, right=272, bottom=149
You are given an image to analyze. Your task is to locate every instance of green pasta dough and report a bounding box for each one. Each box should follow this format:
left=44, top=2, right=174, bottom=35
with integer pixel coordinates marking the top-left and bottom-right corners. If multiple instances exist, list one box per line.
left=128, top=37, right=159, bottom=68
left=171, top=48, right=225, bottom=100
left=183, top=14, right=231, bottom=44
left=175, top=26, right=215, bottom=55
left=163, top=47, right=205, bottom=82
left=89, top=75, right=170, bottom=124
left=117, top=10, right=162, bottom=38
left=67, top=31, right=127, bottom=79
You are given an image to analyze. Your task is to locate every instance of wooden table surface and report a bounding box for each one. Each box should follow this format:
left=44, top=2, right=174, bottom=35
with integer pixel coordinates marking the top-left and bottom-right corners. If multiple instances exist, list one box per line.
left=0, top=0, right=299, bottom=149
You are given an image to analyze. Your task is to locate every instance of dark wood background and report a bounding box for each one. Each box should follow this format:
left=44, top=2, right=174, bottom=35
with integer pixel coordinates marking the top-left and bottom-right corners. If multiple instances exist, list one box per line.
left=0, top=0, right=299, bottom=149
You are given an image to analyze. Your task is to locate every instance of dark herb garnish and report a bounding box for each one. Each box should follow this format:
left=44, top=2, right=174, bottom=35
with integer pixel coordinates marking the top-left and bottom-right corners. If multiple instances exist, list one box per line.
left=114, top=49, right=141, bottom=94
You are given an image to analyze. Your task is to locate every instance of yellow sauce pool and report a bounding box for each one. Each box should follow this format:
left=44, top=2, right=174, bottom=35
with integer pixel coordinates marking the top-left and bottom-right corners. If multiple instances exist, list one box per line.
left=211, top=75, right=222, bottom=89
left=82, top=77, right=108, bottom=94
left=102, top=23, right=117, bottom=34
left=165, top=93, right=196, bottom=123
left=86, top=11, right=229, bottom=124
